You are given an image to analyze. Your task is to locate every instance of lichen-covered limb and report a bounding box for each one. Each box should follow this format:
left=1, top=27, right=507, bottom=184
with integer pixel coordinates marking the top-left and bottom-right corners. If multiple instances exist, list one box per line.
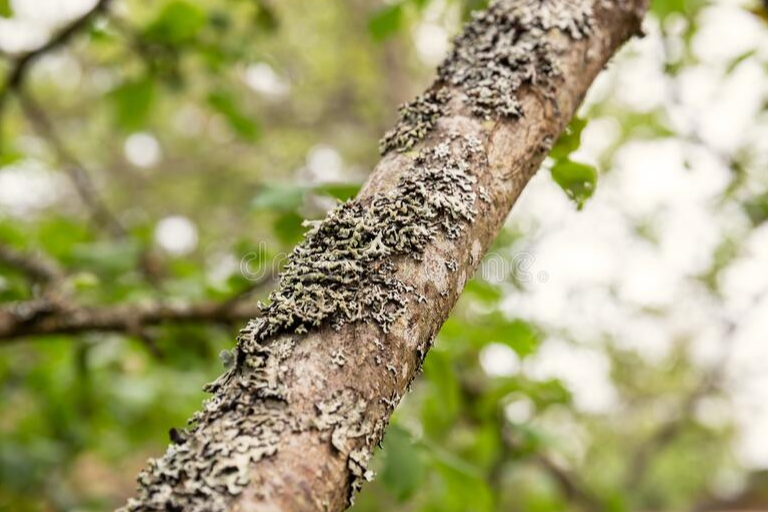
left=122, top=1, right=648, bottom=511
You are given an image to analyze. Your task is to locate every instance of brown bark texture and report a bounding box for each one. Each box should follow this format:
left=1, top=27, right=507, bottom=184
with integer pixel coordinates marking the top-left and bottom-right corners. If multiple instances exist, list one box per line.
left=122, top=1, right=649, bottom=511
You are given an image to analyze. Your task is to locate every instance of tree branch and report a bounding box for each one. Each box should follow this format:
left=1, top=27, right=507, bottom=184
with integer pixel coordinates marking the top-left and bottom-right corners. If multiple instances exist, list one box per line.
left=0, top=296, right=263, bottom=344
left=17, top=90, right=127, bottom=238
left=0, top=241, right=64, bottom=285
left=0, top=0, right=112, bottom=113
left=121, top=1, right=649, bottom=511
left=0, top=242, right=272, bottom=348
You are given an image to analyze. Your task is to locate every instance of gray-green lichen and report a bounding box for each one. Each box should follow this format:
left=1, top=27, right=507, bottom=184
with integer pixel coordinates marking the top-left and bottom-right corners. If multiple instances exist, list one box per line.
left=120, top=337, right=297, bottom=512
left=121, top=135, right=484, bottom=512
left=236, top=134, right=482, bottom=357
left=437, top=0, right=592, bottom=120
left=380, top=0, right=593, bottom=154
left=379, top=89, right=450, bottom=154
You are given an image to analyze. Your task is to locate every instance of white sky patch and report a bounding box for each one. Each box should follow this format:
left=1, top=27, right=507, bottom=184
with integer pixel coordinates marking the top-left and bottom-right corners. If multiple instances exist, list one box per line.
left=504, top=395, right=535, bottom=424
left=613, top=20, right=668, bottom=112
left=0, top=0, right=97, bottom=53
left=154, top=216, right=198, bottom=256
left=571, top=116, right=621, bottom=167
left=733, top=371, right=768, bottom=468
left=617, top=243, right=677, bottom=307
left=124, top=133, right=162, bottom=169
left=527, top=339, right=618, bottom=414
left=0, top=161, right=69, bottom=215
left=414, top=22, right=450, bottom=66
left=479, top=343, right=520, bottom=377
left=304, top=144, right=344, bottom=183
left=698, top=61, right=765, bottom=153
left=693, top=4, right=767, bottom=65
left=206, top=252, right=238, bottom=285
left=244, top=63, right=290, bottom=99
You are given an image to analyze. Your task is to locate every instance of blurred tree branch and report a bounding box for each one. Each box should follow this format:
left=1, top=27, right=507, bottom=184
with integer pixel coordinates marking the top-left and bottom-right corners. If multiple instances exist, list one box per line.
left=0, top=241, right=65, bottom=286
left=472, top=377, right=606, bottom=512
left=0, top=294, right=264, bottom=344
left=622, top=290, right=767, bottom=490
left=0, top=275, right=271, bottom=344
left=17, top=91, right=127, bottom=238
left=623, top=363, right=726, bottom=489
left=0, top=0, right=113, bottom=115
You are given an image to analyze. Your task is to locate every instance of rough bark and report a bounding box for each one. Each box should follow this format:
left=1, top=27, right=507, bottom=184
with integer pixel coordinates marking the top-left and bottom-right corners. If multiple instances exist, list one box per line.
left=122, top=1, right=648, bottom=511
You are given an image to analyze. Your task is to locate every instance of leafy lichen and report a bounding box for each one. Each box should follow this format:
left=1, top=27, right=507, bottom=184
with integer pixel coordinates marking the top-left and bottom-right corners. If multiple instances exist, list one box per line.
left=437, top=0, right=592, bottom=120
left=120, top=337, right=297, bottom=512
left=379, top=0, right=593, bottom=154
left=121, top=135, right=483, bottom=512
left=379, top=89, right=450, bottom=154
left=236, top=134, right=482, bottom=357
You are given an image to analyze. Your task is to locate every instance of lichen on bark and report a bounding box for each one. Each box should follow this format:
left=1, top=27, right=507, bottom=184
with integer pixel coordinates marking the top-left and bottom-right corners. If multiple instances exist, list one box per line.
left=379, top=89, right=450, bottom=154
left=120, top=336, right=297, bottom=512
left=121, top=134, right=484, bottom=512
left=236, top=134, right=482, bottom=357
left=379, top=0, right=593, bottom=155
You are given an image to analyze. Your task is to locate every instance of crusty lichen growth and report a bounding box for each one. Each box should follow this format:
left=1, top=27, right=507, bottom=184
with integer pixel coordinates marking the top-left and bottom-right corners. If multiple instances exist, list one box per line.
left=237, top=134, right=482, bottom=357
left=120, top=337, right=297, bottom=512
left=121, top=135, right=484, bottom=512
left=438, top=0, right=592, bottom=120
left=379, top=0, right=593, bottom=154
left=379, top=89, right=450, bottom=154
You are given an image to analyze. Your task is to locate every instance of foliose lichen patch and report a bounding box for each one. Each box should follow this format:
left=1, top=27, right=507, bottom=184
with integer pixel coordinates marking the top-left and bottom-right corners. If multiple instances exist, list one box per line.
left=122, top=135, right=484, bottom=512
left=379, top=89, right=450, bottom=154
left=437, top=0, right=592, bottom=120
left=380, top=0, right=593, bottom=154
left=120, top=337, right=297, bottom=512
left=236, top=134, right=482, bottom=357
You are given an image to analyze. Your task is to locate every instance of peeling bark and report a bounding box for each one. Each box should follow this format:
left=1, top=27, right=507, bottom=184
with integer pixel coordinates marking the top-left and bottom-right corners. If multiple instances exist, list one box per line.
left=122, top=0, right=649, bottom=511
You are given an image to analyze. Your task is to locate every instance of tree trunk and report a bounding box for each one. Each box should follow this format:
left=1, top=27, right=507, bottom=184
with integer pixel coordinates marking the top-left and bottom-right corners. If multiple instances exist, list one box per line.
left=121, top=1, right=648, bottom=511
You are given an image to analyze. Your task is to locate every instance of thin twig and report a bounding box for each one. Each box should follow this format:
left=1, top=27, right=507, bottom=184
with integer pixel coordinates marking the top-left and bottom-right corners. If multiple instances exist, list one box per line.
left=0, top=0, right=113, bottom=113
left=0, top=242, right=64, bottom=285
left=0, top=280, right=271, bottom=344
left=17, top=90, right=126, bottom=238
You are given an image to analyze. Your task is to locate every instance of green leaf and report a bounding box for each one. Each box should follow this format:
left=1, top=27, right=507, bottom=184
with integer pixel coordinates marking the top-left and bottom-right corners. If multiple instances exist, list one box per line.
left=0, top=0, right=12, bottom=18
left=550, top=159, right=598, bottom=209
left=428, top=443, right=494, bottom=512
left=110, top=77, right=155, bottom=131
left=312, top=182, right=361, bottom=201
left=35, top=217, right=93, bottom=261
left=744, top=191, right=768, bottom=226
left=254, top=0, right=279, bottom=31
left=272, top=212, right=306, bottom=245
left=652, top=0, right=705, bottom=19
left=208, top=90, right=260, bottom=142
left=501, top=318, right=540, bottom=358
left=145, top=1, right=207, bottom=45
left=368, top=3, right=404, bottom=41
left=652, top=0, right=686, bottom=18
left=251, top=184, right=306, bottom=212
left=463, top=278, right=502, bottom=304
left=0, top=148, right=23, bottom=166
left=70, top=240, right=142, bottom=276
left=380, top=425, right=425, bottom=501
left=550, top=116, right=587, bottom=160
left=422, top=350, right=462, bottom=435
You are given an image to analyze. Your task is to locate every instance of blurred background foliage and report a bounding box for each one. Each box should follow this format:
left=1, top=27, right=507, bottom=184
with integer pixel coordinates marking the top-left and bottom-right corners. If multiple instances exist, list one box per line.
left=0, top=0, right=767, bottom=510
